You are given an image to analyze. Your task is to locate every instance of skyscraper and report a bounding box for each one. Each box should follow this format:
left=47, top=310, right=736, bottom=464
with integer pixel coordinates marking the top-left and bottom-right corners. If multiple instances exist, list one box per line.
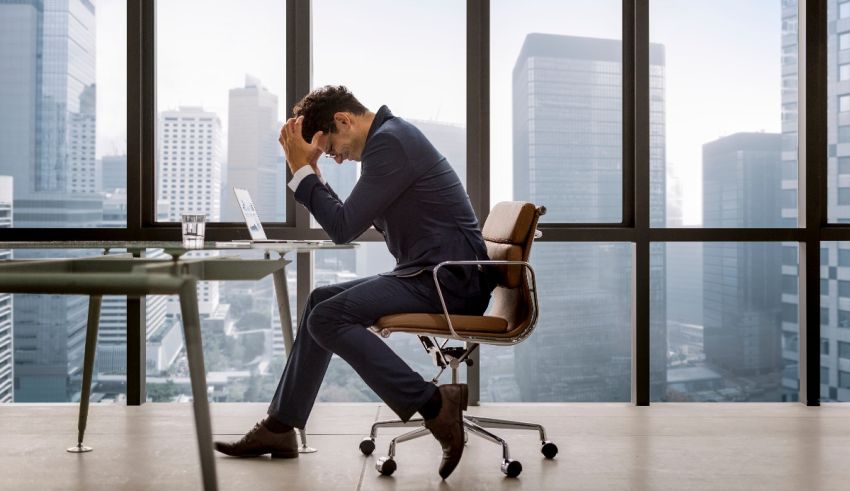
left=701, top=133, right=784, bottom=401
left=782, top=0, right=850, bottom=402
left=157, top=106, right=223, bottom=315
left=0, top=0, right=96, bottom=198
left=510, top=33, right=666, bottom=401
left=222, top=76, right=285, bottom=223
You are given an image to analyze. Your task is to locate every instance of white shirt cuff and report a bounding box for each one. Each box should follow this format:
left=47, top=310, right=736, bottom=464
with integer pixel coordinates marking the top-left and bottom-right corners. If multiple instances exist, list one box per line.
left=288, top=166, right=325, bottom=192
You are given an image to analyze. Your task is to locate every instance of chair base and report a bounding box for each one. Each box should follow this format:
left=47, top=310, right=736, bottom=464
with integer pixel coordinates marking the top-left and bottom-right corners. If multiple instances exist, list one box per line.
left=361, top=414, right=558, bottom=477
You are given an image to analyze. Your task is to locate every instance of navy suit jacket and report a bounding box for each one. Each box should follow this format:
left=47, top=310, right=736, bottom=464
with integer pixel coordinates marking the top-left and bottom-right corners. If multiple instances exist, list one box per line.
left=293, top=106, right=491, bottom=296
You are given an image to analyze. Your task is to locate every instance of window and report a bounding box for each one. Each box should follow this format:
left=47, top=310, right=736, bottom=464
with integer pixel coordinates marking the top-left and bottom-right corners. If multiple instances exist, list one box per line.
left=0, top=0, right=127, bottom=228
left=840, top=371, right=850, bottom=389
left=652, top=1, right=791, bottom=228
left=656, top=243, right=793, bottom=402
left=842, top=2, right=850, bottom=20
left=841, top=95, right=850, bottom=113
left=841, top=32, right=850, bottom=51
left=840, top=188, right=850, bottom=206
left=841, top=158, right=850, bottom=175
left=840, top=64, right=850, bottom=82
left=491, top=0, right=622, bottom=224
left=155, top=1, right=286, bottom=223
left=822, top=337, right=830, bottom=355
left=481, top=242, right=632, bottom=402
left=840, top=341, right=850, bottom=360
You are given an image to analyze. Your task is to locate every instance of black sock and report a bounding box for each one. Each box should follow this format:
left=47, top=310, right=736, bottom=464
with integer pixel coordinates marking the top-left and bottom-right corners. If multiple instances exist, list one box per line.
left=262, top=415, right=293, bottom=433
left=418, top=388, right=443, bottom=420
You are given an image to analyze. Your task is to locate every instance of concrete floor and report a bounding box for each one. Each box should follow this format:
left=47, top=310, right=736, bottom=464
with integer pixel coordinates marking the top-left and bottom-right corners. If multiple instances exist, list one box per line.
left=0, top=402, right=848, bottom=490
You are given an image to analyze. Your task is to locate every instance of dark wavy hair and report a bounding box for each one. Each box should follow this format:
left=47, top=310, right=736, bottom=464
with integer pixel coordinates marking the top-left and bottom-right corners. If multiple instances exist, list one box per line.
left=292, top=85, right=368, bottom=141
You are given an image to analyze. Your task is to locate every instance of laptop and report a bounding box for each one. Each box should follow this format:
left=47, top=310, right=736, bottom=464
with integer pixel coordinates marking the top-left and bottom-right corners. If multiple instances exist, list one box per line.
left=231, top=187, right=290, bottom=243
left=231, top=187, right=327, bottom=245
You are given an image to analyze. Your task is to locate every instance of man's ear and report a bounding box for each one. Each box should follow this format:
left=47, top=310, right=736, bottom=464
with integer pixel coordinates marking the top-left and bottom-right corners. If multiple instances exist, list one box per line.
left=333, top=112, right=352, bottom=129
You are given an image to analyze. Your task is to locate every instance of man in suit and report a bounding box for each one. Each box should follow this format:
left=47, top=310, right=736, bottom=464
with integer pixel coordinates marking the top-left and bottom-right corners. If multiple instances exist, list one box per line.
left=214, top=86, right=493, bottom=479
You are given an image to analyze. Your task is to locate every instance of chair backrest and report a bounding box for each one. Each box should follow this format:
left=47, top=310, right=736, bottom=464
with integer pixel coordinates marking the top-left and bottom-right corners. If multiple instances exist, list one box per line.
left=481, top=201, right=542, bottom=336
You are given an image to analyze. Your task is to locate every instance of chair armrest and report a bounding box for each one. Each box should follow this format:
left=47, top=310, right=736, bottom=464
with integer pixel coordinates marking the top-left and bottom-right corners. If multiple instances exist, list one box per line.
left=431, top=260, right=539, bottom=342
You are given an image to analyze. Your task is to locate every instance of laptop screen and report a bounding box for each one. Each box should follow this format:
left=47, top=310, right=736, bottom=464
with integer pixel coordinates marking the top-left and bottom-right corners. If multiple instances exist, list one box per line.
left=233, top=187, right=267, bottom=240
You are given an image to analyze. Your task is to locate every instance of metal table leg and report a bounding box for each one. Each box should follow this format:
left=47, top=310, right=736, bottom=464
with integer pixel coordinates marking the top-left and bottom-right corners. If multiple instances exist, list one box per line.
left=179, top=281, right=218, bottom=491
left=68, top=295, right=102, bottom=454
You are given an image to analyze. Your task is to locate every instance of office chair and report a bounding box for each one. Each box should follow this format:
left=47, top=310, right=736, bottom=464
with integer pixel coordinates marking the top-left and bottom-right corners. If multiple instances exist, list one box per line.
left=360, top=201, right=555, bottom=478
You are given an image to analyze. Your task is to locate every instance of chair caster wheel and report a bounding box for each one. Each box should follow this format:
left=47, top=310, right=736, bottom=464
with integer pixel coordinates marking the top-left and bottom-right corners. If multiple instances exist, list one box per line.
left=376, top=456, right=396, bottom=476
left=359, top=437, right=375, bottom=456
left=541, top=441, right=558, bottom=459
left=501, top=459, right=522, bottom=477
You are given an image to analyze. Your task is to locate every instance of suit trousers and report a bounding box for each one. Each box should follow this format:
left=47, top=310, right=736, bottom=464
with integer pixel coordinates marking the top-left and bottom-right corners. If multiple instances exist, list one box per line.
left=267, top=270, right=492, bottom=427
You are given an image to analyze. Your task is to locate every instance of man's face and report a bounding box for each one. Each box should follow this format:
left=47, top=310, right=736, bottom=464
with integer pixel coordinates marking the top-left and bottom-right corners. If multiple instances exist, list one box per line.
left=319, top=113, right=362, bottom=164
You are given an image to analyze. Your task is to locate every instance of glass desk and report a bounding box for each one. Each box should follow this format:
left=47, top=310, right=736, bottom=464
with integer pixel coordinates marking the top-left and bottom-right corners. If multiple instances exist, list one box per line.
left=0, top=241, right=354, bottom=491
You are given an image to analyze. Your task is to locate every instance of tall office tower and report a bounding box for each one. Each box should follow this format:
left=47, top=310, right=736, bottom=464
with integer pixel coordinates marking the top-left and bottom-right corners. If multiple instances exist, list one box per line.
left=157, top=106, right=223, bottom=222
left=511, top=33, right=667, bottom=401
left=0, top=177, right=12, bottom=402
left=96, top=287, right=169, bottom=376
left=0, top=0, right=97, bottom=197
left=782, top=0, right=850, bottom=401
left=701, top=133, right=784, bottom=401
left=157, top=107, right=222, bottom=314
left=222, top=76, right=285, bottom=223
left=100, top=154, right=127, bottom=193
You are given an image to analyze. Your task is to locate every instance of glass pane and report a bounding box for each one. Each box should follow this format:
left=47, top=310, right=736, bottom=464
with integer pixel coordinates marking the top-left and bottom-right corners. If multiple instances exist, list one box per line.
left=155, top=1, right=286, bottom=223
left=491, top=1, right=624, bottom=223
left=311, top=0, right=466, bottom=217
left=819, top=242, right=850, bottom=401
left=652, top=1, right=795, bottom=227
left=146, top=249, right=285, bottom=402
left=830, top=1, right=850, bottom=222
left=0, top=0, right=127, bottom=228
left=481, top=243, right=637, bottom=402
left=656, top=243, right=797, bottom=402
left=10, top=249, right=137, bottom=403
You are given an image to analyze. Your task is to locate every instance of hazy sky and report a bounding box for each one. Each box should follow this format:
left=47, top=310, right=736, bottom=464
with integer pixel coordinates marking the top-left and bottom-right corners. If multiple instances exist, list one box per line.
left=95, top=0, right=784, bottom=226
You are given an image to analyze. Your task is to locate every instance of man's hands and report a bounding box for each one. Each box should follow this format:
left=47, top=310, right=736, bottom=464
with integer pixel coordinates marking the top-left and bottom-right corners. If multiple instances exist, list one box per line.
left=279, top=116, right=325, bottom=178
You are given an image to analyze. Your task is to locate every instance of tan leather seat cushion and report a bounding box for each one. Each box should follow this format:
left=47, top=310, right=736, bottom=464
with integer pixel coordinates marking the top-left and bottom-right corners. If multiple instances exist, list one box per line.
left=485, top=242, right=523, bottom=288
left=375, top=313, right=509, bottom=335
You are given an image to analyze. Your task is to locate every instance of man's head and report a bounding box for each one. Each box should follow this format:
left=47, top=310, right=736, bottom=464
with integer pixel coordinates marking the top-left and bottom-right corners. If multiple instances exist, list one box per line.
left=292, top=85, right=373, bottom=164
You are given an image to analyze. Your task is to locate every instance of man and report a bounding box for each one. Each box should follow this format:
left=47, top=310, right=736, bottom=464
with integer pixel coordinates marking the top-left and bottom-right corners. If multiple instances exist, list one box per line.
left=214, top=86, right=493, bottom=479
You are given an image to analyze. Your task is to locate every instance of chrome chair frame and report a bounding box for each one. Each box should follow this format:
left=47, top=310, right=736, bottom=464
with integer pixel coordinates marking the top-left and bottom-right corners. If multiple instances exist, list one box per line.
left=363, top=205, right=557, bottom=478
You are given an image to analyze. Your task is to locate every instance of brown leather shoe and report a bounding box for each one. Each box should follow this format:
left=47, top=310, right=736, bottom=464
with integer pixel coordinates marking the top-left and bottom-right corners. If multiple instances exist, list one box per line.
left=214, top=422, right=298, bottom=458
left=424, top=384, right=469, bottom=479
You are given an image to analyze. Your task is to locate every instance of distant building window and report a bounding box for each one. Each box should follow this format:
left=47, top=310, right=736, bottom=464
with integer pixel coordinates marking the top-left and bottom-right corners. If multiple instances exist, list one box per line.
left=840, top=125, right=850, bottom=143
left=841, top=64, right=850, bottom=81
left=839, top=280, right=850, bottom=297
left=840, top=188, right=850, bottom=205
left=842, top=2, right=850, bottom=19
left=822, top=307, right=830, bottom=325
left=822, top=279, right=830, bottom=296
left=840, top=309, right=850, bottom=328
left=840, top=248, right=850, bottom=266
left=822, top=366, right=830, bottom=385
left=841, top=95, right=850, bottom=112
left=840, top=341, right=850, bottom=360
left=840, top=371, right=850, bottom=389
left=782, top=302, right=798, bottom=323
left=842, top=32, right=850, bottom=51
left=822, top=338, right=830, bottom=355
left=841, top=157, right=850, bottom=175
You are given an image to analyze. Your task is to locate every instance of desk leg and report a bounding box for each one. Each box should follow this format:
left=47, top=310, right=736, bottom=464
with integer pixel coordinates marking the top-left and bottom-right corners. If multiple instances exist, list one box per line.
left=272, top=264, right=294, bottom=355
left=179, top=281, right=218, bottom=491
left=68, top=295, right=102, bottom=453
